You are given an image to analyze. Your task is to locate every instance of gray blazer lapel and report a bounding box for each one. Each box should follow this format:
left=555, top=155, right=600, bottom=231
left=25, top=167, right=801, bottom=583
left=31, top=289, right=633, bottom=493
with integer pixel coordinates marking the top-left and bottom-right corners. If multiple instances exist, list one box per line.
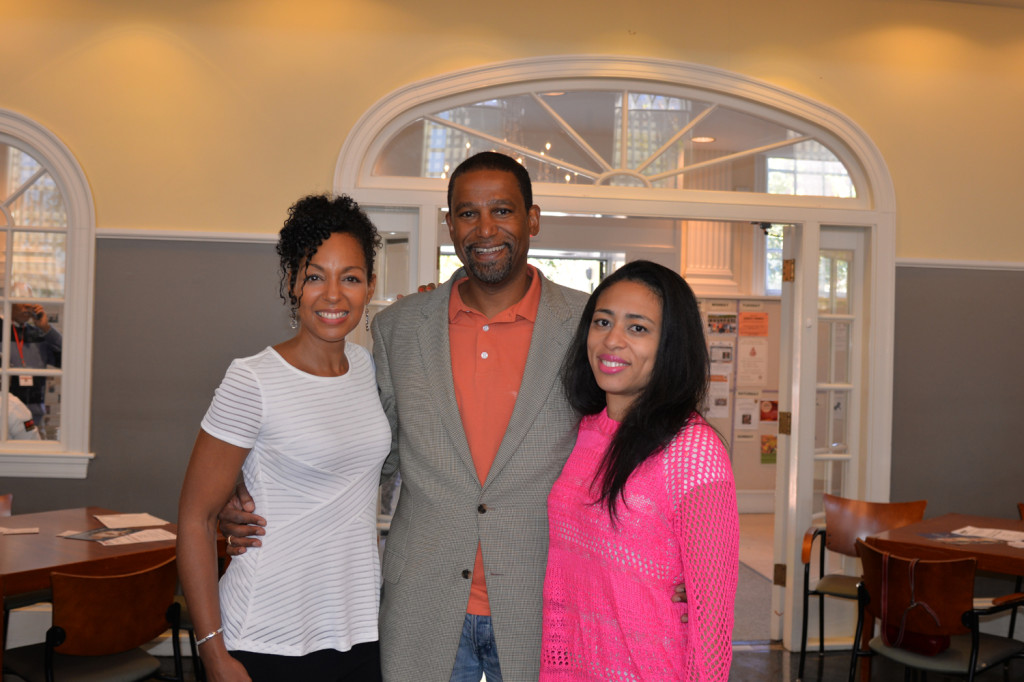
left=483, top=276, right=579, bottom=489
left=416, top=276, right=476, bottom=474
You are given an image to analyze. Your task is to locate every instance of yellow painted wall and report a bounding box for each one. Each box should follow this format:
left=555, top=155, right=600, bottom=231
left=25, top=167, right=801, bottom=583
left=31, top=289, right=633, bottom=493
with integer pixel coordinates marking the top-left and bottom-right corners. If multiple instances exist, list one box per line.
left=2, top=0, right=1022, bottom=260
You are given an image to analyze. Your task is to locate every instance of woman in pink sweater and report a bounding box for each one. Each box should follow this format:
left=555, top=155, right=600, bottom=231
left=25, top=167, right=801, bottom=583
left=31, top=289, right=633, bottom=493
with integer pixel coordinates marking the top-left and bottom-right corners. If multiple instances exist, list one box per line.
left=540, top=260, right=739, bottom=681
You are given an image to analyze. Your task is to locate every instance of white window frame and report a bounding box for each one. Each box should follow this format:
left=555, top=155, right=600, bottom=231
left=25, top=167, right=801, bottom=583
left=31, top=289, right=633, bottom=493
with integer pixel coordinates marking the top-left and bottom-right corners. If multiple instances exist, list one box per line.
left=0, top=109, right=95, bottom=477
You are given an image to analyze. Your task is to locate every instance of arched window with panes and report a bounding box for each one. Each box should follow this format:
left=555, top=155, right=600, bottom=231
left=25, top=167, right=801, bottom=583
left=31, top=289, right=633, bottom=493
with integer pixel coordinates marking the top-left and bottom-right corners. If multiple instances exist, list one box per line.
left=0, top=109, right=95, bottom=477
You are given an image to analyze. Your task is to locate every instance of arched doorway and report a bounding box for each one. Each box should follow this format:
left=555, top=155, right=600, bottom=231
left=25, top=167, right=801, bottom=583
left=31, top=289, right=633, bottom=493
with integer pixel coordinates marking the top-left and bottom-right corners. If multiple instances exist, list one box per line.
left=335, top=55, right=896, bottom=652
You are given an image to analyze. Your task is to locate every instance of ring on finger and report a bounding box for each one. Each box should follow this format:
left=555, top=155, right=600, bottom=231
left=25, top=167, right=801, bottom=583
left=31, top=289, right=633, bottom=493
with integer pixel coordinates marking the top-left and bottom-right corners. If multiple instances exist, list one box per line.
left=227, top=535, right=234, bottom=547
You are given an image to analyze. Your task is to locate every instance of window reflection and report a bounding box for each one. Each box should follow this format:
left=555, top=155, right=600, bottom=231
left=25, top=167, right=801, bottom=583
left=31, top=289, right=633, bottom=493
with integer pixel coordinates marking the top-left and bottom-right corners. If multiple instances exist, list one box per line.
left=6, top=302, right=61, bottom=439
left=1, top=142, right=66, bottom=444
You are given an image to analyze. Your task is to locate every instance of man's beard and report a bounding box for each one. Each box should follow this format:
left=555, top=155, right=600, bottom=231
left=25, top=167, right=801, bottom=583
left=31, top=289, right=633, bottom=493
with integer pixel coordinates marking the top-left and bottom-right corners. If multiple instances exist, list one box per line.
left=464, top=248, right=513, bottom=284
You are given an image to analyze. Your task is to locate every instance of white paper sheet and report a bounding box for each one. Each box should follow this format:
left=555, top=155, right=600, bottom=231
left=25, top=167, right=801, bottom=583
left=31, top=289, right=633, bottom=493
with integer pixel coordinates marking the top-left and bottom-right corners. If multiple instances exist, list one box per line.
left=93, top=513, right=169, bottom=528
left=952, top=526, right=1024, bottom=543
left=0, top=526, right=39, bottom=535
left=96, top=528, right=176, bottom=546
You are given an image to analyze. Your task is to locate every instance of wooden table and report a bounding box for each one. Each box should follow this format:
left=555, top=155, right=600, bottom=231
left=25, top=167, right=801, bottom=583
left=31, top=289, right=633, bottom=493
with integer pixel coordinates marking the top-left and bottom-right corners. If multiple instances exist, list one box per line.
left=870, top=513, right=1024, bottom=576
left=0, top=507, right=177, bottom=668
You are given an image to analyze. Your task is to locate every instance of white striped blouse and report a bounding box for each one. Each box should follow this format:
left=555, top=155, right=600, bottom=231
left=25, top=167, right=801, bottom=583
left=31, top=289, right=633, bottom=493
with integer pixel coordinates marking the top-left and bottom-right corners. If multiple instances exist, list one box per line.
left=201, top=344, right=391, bottom=656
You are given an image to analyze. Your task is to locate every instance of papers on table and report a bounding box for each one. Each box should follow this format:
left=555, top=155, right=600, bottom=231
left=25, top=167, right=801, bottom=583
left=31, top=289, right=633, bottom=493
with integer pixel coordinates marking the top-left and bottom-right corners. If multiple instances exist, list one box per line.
left=93, top=528, right=176, bottom=546
left=952, top=526, right=1024, bottom=544
left=0, top=526, right=39, bottom=535
left=61, top=527, right=176, bottom=546
left=93, top=513, right=168, bottom=528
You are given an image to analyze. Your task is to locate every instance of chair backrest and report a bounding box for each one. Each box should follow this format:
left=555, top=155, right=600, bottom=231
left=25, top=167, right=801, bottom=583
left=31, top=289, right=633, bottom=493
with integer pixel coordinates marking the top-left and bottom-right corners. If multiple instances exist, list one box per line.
left=855, top=538, right=974, bottom=638
left=0, top=493, right=11, bottom=516
left=1018, top=502, right=1023, bottom=521
left=823, top=494, right=927, bottom=558
left=50, top=556, right=178, bottom=656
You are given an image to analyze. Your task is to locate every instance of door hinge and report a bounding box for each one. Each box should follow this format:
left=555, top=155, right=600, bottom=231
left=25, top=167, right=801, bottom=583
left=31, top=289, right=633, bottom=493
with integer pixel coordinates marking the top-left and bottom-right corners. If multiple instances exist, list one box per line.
left=782, top=259, right=795, bottom=282
left=778, top=411, right=792, bottom=435
left=774, top=563, right=787, bottom=586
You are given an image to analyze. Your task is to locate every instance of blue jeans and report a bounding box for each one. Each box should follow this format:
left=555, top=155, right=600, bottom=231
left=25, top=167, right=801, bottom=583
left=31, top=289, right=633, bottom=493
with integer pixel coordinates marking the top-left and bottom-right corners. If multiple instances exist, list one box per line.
left=449, top=613, right=503, bottom=682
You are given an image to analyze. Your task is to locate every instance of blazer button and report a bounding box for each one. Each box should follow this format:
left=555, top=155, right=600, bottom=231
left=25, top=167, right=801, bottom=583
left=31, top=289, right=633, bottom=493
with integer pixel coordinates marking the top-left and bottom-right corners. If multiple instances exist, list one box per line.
left=477, top=504, right=488, bottom=513
left=462, top=569, right=472, bottom=579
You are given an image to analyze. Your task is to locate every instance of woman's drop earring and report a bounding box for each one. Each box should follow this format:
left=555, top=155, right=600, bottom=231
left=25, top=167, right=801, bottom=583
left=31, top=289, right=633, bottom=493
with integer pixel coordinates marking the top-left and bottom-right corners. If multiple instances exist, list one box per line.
left=365, top=309, right=370, bottom=332
left=289, top=309, right=298, bottom=329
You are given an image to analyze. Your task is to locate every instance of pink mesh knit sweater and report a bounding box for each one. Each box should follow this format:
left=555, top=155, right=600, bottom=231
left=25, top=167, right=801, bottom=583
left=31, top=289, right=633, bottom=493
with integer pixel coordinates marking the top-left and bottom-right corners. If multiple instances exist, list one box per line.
left=540, top=409, right=739, bottom=681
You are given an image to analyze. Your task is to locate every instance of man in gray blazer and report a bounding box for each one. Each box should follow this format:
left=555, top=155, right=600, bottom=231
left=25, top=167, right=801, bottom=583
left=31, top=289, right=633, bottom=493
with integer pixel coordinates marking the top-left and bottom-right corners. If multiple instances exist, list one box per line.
left=372, top=153, right=587, bottom=681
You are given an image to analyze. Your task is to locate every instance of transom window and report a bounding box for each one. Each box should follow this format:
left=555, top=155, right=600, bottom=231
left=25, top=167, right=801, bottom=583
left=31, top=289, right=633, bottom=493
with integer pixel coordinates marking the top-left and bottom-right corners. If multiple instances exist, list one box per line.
left=375, top=87, right=859, bottom=198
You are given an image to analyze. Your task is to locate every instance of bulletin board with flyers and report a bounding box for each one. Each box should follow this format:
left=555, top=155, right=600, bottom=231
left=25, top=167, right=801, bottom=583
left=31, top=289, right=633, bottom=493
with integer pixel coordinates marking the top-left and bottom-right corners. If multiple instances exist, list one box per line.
left=700, top=297, right=781, bottom=507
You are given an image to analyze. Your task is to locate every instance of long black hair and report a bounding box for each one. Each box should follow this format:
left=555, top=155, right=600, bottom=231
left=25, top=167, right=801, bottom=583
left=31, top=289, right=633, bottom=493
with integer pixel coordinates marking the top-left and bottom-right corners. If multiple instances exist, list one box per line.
left=562, top=260, right=710, bottom=517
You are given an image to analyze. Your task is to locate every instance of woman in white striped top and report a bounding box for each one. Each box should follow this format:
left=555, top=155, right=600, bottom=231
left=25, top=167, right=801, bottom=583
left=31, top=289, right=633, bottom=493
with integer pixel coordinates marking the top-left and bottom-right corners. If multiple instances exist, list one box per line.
left=178, top=195, right=391, bottom=682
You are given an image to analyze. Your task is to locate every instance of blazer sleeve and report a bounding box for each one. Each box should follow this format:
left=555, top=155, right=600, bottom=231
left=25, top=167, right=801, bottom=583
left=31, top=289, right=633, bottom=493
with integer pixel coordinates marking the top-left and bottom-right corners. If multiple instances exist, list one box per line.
left=370, top=313, right=400, bottom=480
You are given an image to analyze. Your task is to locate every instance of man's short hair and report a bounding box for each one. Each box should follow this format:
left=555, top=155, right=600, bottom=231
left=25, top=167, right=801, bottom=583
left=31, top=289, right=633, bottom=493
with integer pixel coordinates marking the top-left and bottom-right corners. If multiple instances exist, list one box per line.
left=446, top=151, right=533, bottom=210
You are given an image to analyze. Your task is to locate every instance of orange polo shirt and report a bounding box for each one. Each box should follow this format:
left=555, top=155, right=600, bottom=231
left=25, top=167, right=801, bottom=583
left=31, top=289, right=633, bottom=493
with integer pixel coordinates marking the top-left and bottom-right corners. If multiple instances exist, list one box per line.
left=449, top=265, right=542, bottom=616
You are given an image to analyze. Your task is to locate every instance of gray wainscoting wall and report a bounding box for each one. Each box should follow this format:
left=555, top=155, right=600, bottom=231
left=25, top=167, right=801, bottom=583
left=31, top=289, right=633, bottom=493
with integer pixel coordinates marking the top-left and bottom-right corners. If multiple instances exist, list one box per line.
left=1, top=238, right=289, bottom=520
left=891, top=265, right=1024, bottom=519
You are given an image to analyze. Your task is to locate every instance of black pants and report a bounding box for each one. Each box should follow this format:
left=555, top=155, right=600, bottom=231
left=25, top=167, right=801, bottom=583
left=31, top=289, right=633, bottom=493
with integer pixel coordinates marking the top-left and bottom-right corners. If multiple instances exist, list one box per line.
left=230, top=641, right=381, bottom=682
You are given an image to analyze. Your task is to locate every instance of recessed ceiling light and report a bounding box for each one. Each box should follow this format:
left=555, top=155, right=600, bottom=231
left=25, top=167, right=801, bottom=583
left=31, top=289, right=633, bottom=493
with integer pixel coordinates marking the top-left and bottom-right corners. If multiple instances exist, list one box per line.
left=692, top=136, right=716, bottom=143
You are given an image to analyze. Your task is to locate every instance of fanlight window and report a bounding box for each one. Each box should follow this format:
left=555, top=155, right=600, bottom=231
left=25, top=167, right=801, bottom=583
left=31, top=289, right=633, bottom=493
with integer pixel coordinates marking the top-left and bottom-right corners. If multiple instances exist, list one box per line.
left=375, top=89, right=857, bottom=198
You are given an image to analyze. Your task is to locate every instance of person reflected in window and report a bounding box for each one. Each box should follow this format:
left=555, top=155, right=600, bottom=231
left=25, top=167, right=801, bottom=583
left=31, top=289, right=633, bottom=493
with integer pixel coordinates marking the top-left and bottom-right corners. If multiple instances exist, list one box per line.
left=541, top=260, right=739, bottom=681
left=8, top=300, right=61, bottom=430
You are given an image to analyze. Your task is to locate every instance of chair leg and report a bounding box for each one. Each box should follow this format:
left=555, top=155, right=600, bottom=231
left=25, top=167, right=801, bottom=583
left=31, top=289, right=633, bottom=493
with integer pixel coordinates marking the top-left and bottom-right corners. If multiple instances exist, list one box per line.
left=799, top=577, right=811, bottom=678
left=191, top=629, right=207, bottom=682
left=159, top=601, right=185, bottom=682
left=848, top=592, right=867, bottom=682
left=1010, top=575, right=1022, bottom=639
left=818, top=593, right=827, bottom=657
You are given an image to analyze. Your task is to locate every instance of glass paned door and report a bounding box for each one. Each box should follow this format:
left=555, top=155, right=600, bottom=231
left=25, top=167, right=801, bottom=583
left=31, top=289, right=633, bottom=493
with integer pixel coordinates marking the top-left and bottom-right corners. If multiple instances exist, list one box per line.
left=777, top=225, right=866, bottom=653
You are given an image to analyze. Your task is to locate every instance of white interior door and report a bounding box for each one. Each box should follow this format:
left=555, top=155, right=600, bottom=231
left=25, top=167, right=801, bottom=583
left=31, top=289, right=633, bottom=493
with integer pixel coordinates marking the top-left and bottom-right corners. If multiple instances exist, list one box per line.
left=774, top=223, right=868, bottom=651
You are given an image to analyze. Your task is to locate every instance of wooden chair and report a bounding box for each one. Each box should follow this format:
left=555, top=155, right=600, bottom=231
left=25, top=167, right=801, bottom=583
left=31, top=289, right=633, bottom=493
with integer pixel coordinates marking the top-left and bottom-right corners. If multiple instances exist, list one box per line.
left=849, top=538, right=1024, bottom=681
left=0, top=492, right=12, bottom=516
left=2, top=556, right=185, bottom=682
left=798, top=494, right=927, bottom=679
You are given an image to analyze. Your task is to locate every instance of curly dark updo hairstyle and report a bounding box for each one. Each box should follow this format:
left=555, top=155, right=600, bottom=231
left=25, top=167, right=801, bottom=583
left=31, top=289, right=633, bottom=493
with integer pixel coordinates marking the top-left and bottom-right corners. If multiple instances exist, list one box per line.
left=276, top=193, right=382, bottom=313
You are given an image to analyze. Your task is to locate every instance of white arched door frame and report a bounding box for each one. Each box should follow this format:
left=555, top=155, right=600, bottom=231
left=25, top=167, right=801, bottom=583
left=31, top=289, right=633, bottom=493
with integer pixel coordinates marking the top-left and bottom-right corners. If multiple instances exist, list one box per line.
left=335, top=55, right=897, bottom=651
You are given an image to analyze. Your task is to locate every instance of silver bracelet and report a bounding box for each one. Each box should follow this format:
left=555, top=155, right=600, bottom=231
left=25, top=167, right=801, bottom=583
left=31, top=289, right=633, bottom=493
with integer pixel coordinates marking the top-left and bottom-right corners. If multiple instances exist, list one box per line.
left=195, top=627, right=223, bottom=647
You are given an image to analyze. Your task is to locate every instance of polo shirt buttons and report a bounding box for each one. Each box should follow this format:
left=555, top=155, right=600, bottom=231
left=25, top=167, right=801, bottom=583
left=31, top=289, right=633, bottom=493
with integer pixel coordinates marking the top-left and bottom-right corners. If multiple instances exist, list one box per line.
left=481, top=351, right=489, bottom=359
left=478, top=504, right=488, bottom=513
left=482, top=325, right=490, bottom=331
left=462, top=569, right=472, bottom=579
